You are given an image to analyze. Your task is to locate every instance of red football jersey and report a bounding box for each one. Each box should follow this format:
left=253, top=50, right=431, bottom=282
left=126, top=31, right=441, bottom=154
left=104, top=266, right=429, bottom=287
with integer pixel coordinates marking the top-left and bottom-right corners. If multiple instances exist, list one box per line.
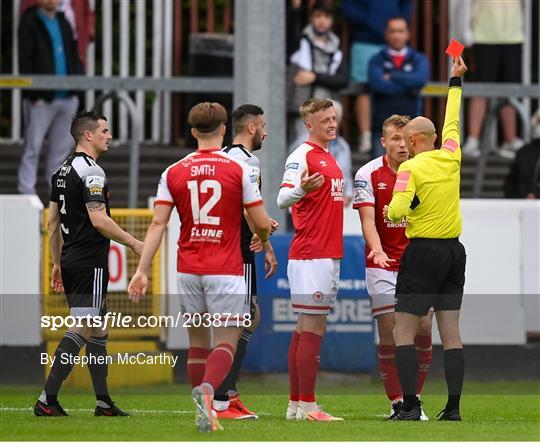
left=155, top=148, right=263, bottom=275
left=280, top=142, right=344, bottom=260
left=353, top=155, right=408, bottom=271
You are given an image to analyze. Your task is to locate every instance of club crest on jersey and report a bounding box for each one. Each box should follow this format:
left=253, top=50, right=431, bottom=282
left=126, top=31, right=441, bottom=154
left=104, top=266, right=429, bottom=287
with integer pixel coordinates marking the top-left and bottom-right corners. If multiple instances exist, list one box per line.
left=312, top=291, right=324, bottom=303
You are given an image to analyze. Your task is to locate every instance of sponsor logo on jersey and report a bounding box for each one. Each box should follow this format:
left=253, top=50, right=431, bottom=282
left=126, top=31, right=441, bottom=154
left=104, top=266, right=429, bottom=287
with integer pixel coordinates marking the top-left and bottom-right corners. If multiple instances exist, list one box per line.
left=331, top=178, right=345, bottom=201
left=377, top=182, right=387, bottom=190
left=285, top=162, right=299, bottom=170
left=354, top=180, right=367, bottom=189
left=85, top=175, right=105, bottom=195
left=190, top=227, right=223, bottom=241
left=320, top=160, right=328, bottom=167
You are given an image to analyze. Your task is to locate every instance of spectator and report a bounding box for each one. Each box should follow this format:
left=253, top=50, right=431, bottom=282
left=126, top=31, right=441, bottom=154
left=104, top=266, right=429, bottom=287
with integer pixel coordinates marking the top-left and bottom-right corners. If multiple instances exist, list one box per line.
left=17, top=0, right=82, bottom=195
left=288, top=0, right=349, bottom=143
left=343, top=0, right=412, bottom=153
left=461, top=0, right=524, bottom=159
left=289, top=100, right=354, bottom=206
left=21, top=0, right=95, bottom=68
left=504, top=110, right=540, bottom=199
left=368, top=17, right=429, bottom=157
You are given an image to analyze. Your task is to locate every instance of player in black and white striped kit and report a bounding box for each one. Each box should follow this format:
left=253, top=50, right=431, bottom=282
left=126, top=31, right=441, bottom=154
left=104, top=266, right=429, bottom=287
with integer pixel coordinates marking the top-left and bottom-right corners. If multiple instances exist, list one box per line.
left=212, top=105, right=278, bottom=419
left=34, top=111, right=143, bottom=417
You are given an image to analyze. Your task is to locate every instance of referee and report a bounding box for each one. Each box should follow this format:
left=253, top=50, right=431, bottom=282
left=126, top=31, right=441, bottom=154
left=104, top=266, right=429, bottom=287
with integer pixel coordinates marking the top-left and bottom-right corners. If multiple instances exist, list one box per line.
left=384, top=57, right=468, bottom=421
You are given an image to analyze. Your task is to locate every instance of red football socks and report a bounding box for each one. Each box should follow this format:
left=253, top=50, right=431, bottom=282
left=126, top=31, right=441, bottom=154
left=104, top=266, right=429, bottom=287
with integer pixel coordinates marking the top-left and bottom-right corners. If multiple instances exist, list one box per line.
left=202, top=343, right=235, bottom=390
left=297, top=331, right=323, bottom=403
left=187, top=347, right=210, bottom=388
left=377, top=344, right=403, bottom=401
left=415, top=334, right=433, bottom=395
left=288, top=330, right=301, bottom=401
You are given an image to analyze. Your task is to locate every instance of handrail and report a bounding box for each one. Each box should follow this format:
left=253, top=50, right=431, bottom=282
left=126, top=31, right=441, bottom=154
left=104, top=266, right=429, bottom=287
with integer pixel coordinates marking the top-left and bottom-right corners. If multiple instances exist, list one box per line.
left=473, top=98, right=531, bottom=197
left=341, top=81, right=540, bottom=99
left=0, top=75, right=233, bottom=92
left=3, top=75, right=538, bottom=200
left=93, top=92, right=141, bottom=209
left=2, top=76, right=537, bottom=98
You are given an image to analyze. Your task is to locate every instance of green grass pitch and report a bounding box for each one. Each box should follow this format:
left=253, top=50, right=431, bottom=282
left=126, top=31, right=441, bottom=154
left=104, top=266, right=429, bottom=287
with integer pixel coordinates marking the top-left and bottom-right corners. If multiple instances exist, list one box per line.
left=1, top=380, right=539, bottom=441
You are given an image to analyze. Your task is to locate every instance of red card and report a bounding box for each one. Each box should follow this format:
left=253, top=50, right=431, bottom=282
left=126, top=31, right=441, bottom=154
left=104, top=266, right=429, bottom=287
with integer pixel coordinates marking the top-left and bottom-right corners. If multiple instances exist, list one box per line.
left=446, top=39, right=464, bottom=58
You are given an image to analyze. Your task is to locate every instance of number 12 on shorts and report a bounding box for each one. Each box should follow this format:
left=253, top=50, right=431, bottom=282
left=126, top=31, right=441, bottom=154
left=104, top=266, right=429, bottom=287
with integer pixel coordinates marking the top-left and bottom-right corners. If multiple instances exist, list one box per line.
left=187, top=179, right=221, bottom=225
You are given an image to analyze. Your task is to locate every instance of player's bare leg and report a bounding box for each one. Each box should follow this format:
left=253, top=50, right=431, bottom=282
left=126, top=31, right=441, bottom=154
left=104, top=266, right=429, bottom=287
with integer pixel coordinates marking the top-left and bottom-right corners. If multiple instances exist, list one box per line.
left=435, top=310, right=463, bottom=421
left=190, top=325, right=241, bottom=432
left=291, top=313, right=343, bottom=422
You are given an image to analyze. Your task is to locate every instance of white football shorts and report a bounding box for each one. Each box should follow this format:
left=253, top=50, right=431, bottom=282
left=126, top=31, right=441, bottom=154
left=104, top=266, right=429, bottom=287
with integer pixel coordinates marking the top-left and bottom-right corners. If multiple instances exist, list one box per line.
left=287, top=258, right=340, bottom=315
left=365, top=267, right=398, bottom=317
left=176, top=273, right=249, bottom=327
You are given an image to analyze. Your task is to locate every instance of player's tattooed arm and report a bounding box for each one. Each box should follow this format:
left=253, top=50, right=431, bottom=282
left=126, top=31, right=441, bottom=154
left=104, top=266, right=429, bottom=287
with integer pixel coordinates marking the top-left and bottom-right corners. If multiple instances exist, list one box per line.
left=86, top=201, right=106, bottom=212
left=86, top=201, right=143, bottom=255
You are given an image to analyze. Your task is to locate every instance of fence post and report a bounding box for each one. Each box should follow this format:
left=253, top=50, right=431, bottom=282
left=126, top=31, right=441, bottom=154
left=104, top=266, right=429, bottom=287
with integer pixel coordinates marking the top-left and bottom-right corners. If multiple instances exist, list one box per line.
left=234, top=0, right=287, bottom=230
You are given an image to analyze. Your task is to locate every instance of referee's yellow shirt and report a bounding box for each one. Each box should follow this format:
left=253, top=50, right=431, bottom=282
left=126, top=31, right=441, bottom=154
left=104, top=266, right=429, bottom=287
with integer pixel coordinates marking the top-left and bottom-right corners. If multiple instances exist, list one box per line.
left=388, top=78, right=463, bottom=239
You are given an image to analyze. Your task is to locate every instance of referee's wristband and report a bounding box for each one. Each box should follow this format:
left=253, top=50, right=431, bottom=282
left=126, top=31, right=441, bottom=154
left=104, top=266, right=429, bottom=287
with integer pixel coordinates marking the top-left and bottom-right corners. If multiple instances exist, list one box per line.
left=449, top=77, right=462, bottom=87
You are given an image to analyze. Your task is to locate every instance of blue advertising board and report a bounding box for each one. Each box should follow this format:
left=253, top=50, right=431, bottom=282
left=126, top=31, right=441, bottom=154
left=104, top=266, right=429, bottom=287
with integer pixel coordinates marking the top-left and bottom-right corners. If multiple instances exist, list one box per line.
left=243, top=234, right=375, bottom=372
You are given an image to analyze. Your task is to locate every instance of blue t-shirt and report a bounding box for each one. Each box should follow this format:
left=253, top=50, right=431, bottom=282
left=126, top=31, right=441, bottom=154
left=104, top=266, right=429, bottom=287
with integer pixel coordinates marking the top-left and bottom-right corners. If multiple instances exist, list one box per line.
left=37, top=8, right=68, bottom=98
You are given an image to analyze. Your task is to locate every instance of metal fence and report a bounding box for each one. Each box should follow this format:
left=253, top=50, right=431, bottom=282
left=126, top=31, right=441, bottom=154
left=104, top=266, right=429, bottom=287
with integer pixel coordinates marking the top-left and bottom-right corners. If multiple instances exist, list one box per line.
left=3, top=0, right=184, bottom=144
left=1, top=0, right=538, bottom=146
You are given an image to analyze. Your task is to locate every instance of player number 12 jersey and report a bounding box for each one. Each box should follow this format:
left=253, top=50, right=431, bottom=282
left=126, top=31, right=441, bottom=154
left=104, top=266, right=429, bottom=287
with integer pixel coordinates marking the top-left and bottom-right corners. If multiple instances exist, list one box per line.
left=155, top=148, right=263, bottom=276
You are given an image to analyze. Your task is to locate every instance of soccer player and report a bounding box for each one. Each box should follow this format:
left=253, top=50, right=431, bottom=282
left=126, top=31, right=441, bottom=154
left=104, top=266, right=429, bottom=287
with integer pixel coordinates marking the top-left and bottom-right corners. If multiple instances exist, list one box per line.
left=277, top=98, right=344, bottom=422
left=353, top=114, right=433, bottom=420
left=34, top=111, right=143, bottom=417
left=385, top=57, right=468, bottom=421
left=128, top=102, right=272, bottom=433
left=214, top=104, right=278, bottom=420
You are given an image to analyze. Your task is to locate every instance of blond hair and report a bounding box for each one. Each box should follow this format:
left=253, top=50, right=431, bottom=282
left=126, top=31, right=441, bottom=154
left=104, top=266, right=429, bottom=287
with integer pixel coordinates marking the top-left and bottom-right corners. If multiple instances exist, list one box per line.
left=188, top=102, right=227, bottom=134
left=299, top=98, right=334, bottom=121
left=382, top=114, right=411, bottom=135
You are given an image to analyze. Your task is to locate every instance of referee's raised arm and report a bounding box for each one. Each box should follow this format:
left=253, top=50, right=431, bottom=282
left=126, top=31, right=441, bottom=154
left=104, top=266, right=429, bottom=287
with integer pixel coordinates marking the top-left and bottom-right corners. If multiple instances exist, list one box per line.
left=441, top=57, right=468, bottom=161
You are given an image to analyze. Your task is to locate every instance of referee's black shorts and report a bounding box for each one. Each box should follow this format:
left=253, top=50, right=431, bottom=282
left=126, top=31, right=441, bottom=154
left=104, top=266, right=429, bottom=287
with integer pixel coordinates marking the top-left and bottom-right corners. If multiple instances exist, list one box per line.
left=396, top=238, right=466, bottom=316
left=61, top=267, right=108, bottom=317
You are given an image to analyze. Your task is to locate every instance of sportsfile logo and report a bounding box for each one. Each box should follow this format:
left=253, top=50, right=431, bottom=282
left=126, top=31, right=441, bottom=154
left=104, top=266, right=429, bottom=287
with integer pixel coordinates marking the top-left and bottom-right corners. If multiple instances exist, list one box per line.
left=272, top=298, right=373, bottom=333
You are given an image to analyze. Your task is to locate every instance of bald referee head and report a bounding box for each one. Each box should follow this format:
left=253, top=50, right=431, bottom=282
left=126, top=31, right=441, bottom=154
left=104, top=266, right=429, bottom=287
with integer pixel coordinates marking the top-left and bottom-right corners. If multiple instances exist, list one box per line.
left=403, top=117, right=437, bottom=158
